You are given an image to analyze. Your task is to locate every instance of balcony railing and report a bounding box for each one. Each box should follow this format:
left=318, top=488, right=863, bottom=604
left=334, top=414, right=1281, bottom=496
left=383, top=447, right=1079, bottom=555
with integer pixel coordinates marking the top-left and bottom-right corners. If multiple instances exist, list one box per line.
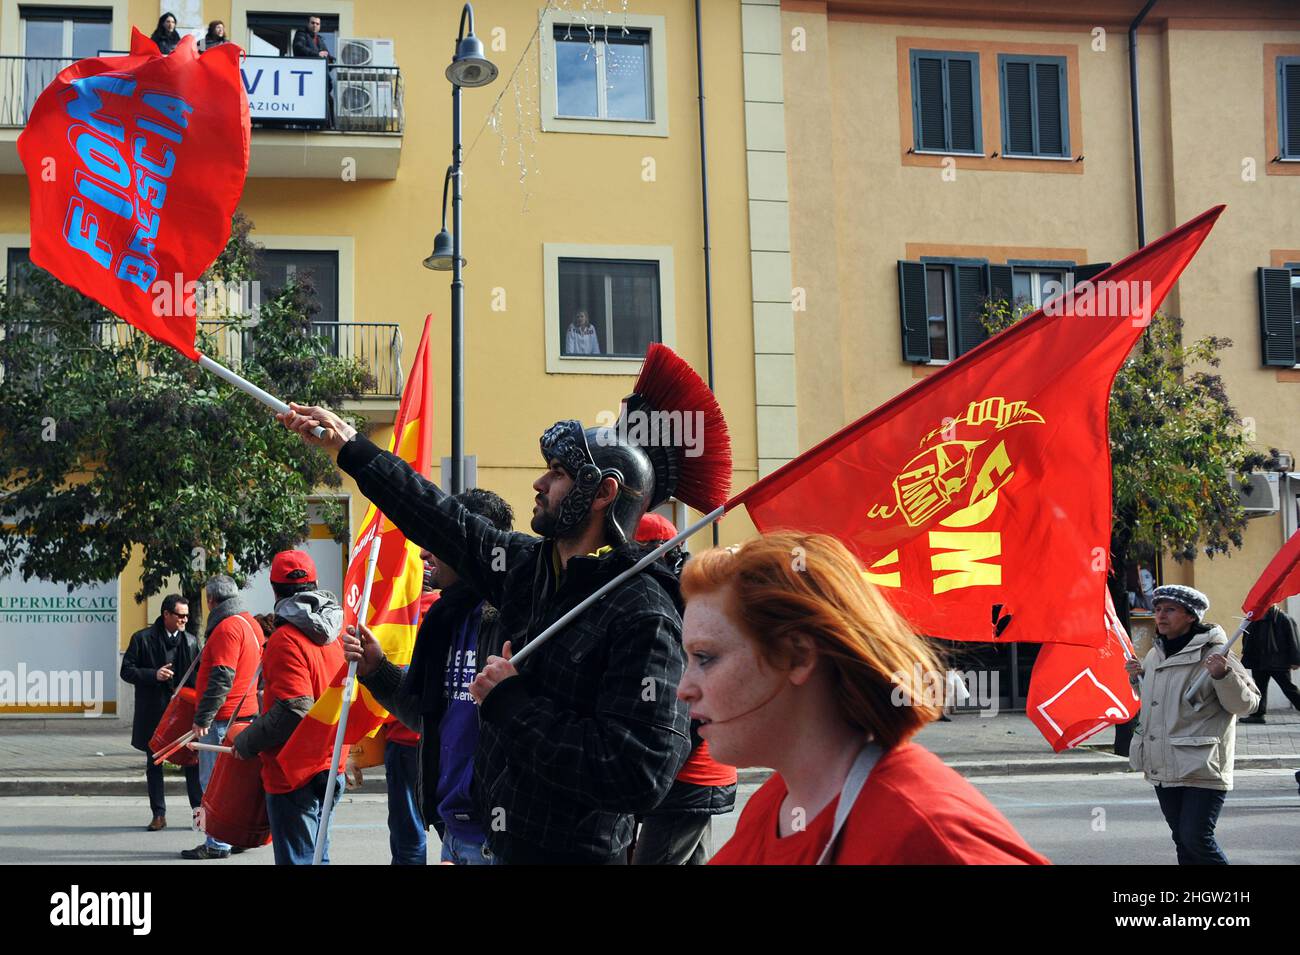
left=1, top=319, right=403, bottom=398
left=0, top=56, right=403, bottom=134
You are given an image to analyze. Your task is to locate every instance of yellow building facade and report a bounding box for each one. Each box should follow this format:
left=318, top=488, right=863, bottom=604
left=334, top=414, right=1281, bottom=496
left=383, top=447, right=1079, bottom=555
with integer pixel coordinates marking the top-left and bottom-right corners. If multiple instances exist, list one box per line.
left=778, top=0, right=1300, bottom=699
left=0, top=0, right=784, bottom=717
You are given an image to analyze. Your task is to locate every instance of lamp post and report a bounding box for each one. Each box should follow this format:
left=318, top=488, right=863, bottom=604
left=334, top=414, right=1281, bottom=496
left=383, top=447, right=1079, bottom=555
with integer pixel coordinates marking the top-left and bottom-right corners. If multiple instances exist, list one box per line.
left=424, top=2, right=496, bottom=493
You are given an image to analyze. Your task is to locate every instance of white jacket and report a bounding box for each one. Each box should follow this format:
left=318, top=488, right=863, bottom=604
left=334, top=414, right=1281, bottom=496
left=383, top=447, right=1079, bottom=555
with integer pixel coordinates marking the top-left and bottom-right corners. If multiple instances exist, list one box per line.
left=1129, top=624, right=1260, bottom=791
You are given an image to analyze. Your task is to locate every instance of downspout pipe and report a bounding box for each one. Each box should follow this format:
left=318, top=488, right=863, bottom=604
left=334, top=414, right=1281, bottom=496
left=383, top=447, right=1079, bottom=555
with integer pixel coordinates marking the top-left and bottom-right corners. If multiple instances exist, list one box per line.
left=694, top=0, right=720, bottom=546
left=1129, top=0, right=1158, bottom=248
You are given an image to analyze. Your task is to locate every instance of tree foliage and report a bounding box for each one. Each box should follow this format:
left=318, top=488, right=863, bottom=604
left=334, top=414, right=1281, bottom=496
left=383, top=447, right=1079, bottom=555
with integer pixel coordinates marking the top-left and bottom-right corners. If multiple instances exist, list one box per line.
left=979, top=295, right=1272, bottom=584
left=0, top=213, right=372, bottom=612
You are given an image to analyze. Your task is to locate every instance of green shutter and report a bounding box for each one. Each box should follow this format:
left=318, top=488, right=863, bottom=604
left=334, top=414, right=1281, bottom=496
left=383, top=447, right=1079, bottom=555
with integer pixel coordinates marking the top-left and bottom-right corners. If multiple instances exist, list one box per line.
left=914, top=57, right=946, bottom=151
left=953, top=263, right=989, bottom=356
left=1072, top=262, right=1111, bottom=284
left=987, top=264, right=1015, bottom=305
left=1284, top=62, right=1300, bottom=158
left=1035, top=61, right=1065, bottom=155
left=1258, top=267, right=1298, bottom=367
left=898, top=261, right=931, bottom=362
left=947, top=58, right=976, bottom=152
left=1003, top=61, right=1033, bottom=154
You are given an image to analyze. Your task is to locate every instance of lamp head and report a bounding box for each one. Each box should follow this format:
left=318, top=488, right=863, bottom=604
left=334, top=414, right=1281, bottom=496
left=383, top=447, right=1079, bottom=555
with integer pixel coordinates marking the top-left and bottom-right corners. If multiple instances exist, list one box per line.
left=446, top=34, right=498, bottom=87
left=422, top=229, right=464, bottom=271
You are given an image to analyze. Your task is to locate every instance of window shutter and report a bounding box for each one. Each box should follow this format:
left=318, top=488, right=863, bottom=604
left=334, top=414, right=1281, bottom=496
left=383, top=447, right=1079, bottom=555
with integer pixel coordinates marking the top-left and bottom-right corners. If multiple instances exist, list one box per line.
left=914, top=57, right=946, bottom=151
left=953, top=263, right=988, bottom=356
left=898, top=261, right=931, bottom=362
left=1034, top=61, right=1065, bottom=155
left=1284, top=62, right=1300, bottom=158
left=946, top=57, right=976, bottom=152
left=1002, top=60, right=1033, bottom=155
left=1258, top=267, right=1298, bottom=367
left=986, top=264, right=1015, bottom=305
left=1071, top=262, right=1111, bottom=284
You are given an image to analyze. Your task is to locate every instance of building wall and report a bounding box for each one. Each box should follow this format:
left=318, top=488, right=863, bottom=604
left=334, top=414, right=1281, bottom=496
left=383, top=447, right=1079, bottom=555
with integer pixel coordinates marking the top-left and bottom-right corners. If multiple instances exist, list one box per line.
left=780, top=0, right=1300, bottom=630
left=0, top=0, right=764, bottom=715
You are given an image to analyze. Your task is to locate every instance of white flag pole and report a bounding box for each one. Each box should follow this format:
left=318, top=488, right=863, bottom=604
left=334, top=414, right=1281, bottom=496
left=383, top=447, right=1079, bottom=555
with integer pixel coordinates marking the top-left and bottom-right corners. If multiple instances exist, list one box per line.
left=196, top=353, right=326, bottom=439
left=311, top=533, right=382, bottom=865
left=508, top=505, right=726, bottom=668
left=1182, top=614, right=1253, bottom=706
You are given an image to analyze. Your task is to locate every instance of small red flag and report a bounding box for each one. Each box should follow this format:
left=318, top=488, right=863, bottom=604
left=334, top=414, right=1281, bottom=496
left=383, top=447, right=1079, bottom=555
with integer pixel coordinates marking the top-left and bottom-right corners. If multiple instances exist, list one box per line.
left=1026, top=590, right=1140, bottom=752
left=1242, top=530, right=1300, bottom=619
left=17, top=29, right=250, bottom=359
left=728, top=207, right=1223, bottom=647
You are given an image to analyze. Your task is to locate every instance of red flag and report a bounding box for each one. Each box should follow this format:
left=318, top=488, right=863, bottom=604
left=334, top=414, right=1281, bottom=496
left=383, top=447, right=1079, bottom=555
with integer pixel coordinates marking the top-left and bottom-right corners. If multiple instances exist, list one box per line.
left=274, top=317, right=434, bottom=787
left=728, top=207, right=1223, bottom=647
left=1026, top=590, right=1140, bottom=751
left=1242, top=529, right=1300, bottom=618
left=17, top=29, right=250, bottom=359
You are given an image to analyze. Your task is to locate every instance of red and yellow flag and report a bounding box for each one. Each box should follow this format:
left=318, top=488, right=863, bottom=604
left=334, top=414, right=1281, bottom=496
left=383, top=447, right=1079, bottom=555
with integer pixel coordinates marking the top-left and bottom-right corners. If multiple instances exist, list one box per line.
left=275, top=316, right=434, bottom=786
left=727, top=207, right=1223, bottom=648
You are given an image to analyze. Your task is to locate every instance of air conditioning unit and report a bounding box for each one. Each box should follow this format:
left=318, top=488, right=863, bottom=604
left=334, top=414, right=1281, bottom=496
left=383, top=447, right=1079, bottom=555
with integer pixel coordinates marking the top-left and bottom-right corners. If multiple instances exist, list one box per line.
left=337, top=37, right=395, bottom=67
left=1231, top=471, right=1280, bottom=516
left=335, top=69, right=398, bottom=131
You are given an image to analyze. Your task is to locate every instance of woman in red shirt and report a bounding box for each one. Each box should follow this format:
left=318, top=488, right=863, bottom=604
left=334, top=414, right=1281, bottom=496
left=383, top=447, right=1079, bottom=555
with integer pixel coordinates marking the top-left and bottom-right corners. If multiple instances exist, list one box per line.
left=678, top=533, right=1049, bottom=865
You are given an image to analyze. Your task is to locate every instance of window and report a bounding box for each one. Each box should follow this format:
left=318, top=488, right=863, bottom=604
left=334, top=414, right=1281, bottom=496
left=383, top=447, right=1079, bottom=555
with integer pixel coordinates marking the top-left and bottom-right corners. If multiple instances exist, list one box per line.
left=999, top=55, right=1069, bottom=158
left=1257, top=265, right=1300, bottom=367
left=540, top=11, right=667, bottom=137
left=909, top=50, right=981, bottom=154
left=245, top=12, right=338, bottom=57
left=255, top=249, right=340, bottom=353
left=6, top=248, right=33, bottom=291
left=1279, top=57, right=1300, bottom=160
left=1011, top=268, right=1066, bottom=308
left=19, top=6, right=112, bottom=120
left=558, top=258, right=660, bottom=358
left=554, top=25, right=651, bottom=121
left=897, top=259, right=989, bottom=362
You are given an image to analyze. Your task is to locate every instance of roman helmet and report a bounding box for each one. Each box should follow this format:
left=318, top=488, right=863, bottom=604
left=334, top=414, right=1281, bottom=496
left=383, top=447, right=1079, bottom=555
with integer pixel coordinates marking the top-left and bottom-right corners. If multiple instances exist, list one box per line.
left=538, top=344, right=732, bottom=545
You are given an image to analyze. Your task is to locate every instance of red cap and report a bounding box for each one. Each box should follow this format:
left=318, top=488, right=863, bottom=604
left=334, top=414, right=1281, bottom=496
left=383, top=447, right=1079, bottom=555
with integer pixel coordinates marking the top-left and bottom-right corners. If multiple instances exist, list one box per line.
left=635, top=513, right=678, bottom=543
left=270, top=550, right=317, bottom=584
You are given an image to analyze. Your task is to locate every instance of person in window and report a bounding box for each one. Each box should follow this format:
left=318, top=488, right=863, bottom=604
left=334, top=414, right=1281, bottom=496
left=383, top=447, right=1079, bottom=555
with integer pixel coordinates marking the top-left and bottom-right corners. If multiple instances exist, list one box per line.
left=150, top=13, right=181, bottom=55
left=565, top=309, right=601, bottom=355
left=203, top=20, right=228, bottom=51
left=293, top=15, right=333, bottom=60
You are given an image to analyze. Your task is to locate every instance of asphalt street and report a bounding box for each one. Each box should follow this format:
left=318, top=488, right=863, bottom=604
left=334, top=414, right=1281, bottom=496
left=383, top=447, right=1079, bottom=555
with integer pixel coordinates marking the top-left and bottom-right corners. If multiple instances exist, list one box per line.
left=0, top=768, right=1294, bottom=865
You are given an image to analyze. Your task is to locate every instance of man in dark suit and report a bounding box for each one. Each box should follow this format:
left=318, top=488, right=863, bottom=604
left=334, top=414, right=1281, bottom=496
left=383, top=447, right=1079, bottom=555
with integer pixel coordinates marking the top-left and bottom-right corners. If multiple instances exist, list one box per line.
left=120, top=594, right=202, bottom=831
left=292, top=15, right=333, bottom=60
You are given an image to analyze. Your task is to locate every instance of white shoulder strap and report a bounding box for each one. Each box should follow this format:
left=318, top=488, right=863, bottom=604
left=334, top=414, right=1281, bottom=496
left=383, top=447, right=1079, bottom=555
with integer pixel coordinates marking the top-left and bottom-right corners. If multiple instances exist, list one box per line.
left=816, top=742, right=881, bottom=865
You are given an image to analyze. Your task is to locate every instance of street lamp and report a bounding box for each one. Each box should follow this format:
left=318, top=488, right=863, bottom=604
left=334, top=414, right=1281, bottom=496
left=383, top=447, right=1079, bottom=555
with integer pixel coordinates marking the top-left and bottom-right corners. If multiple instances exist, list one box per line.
left=426, top=3, right=496, bottom=494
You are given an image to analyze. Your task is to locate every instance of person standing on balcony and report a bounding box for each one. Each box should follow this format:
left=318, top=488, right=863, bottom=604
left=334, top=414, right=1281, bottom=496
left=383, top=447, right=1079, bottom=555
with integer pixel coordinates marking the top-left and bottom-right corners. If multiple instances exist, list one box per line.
left=150, top=13, right=181, bottom=55
left=293, top=16, right=334, bottom=61
left=203, top=21, right=228, bottom=52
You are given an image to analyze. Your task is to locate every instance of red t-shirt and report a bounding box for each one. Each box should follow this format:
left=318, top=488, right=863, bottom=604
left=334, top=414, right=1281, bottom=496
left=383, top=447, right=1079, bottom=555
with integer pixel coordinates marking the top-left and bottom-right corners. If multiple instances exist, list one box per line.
left=677, top=739, right=737, bottom=787
left=710, top=743, right=1050, bottom=865
left=195, top=613, right=261, bottom=721
left=258, top=622, right=347, bottom=795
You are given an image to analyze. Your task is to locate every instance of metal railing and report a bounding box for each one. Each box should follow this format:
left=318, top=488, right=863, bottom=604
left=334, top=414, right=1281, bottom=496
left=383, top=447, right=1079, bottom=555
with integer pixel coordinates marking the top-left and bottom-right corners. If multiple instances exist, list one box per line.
left=0, top=56, right=403, bottom=134
left=1, top=318, right=403, bottom=398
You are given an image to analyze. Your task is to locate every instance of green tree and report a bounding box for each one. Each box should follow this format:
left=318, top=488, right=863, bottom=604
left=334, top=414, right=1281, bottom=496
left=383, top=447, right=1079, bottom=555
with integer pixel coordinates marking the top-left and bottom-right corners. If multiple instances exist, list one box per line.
left=979, top=295, right=1272, bottom=630
left=0, top=213, right=372, bottom=629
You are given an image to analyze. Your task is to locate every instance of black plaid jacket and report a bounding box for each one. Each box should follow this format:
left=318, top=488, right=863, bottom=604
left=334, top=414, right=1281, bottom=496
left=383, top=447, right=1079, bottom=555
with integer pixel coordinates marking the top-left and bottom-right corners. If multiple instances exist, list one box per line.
left=338, top=436, right=691, bottom=861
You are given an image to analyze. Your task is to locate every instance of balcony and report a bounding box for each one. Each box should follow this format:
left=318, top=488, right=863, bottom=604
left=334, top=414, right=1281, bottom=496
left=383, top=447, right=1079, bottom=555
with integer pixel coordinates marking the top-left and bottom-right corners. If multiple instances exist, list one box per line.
left=2, top=318, right=404, bottom=419
left=0, top=56, right=403, bottom=179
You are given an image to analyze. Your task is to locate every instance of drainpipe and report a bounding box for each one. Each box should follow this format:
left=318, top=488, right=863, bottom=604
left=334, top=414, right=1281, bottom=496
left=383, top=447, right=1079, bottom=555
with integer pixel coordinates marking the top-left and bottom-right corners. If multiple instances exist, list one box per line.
left=694, top=0, right=720, bottom=546
left=1129, top=0, right=1158, bottom=248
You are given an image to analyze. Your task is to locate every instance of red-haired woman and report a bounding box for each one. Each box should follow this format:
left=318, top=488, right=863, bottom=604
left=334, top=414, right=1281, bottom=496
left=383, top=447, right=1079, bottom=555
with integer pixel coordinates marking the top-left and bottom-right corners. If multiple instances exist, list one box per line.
left=678, top=533, right=1049, bottom=865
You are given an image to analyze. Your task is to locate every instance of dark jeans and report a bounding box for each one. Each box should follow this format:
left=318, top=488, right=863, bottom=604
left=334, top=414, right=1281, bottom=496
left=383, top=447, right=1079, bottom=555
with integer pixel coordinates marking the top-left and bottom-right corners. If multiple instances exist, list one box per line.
left=1154, top=784, right=1228, bottom=865
left=265, top=770, right=346, bottom=865
left=631, top=814, right=712, bottom=865
left=384, top=741, right=427, bottom=865
left=145, top=750, right=202, bottom=818
left=1250, top=669, right=1300, bottom=716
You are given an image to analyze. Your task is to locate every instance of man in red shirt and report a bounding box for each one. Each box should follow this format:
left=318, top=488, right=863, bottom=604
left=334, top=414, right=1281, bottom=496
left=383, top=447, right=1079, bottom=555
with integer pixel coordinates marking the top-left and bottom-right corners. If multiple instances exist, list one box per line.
left=231, top=551, right=346, bottom=865
left=181, top=575, right=262, bottom=860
